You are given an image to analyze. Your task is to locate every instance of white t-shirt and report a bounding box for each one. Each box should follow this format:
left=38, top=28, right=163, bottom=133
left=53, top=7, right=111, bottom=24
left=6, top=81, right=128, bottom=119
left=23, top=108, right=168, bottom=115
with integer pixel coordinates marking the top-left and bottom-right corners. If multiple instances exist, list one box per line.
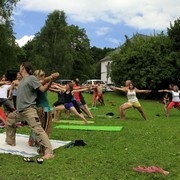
left=0, top=85, right=11, bottom=98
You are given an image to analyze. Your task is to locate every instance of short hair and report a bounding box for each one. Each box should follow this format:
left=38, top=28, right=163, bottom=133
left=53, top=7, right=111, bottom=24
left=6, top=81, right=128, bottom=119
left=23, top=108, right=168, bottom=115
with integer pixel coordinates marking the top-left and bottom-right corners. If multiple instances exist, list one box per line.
left=22, top=62, right=33, bottom=75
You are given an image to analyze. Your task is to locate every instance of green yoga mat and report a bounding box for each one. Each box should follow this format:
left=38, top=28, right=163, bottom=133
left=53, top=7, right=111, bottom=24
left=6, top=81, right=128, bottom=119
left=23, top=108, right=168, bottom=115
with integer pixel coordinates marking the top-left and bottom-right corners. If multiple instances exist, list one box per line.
left=89, top=107, right=98, bottom=110
left=53, top=120, right=94, bottom=125
left=55, top=125, right=123, bottom=131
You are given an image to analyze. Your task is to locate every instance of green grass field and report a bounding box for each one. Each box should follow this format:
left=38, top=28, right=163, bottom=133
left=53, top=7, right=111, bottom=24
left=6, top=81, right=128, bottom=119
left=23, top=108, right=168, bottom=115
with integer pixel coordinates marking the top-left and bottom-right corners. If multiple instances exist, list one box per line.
left=0, top=92, right=179, bottom=180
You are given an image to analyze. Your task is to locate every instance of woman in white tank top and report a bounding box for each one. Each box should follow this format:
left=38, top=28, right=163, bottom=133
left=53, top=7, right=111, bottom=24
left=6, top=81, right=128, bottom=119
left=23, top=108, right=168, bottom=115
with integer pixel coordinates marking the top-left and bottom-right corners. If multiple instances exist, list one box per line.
left=112, top=83, right=151, bottom=120
left=158, top=85, right=180, bottom=117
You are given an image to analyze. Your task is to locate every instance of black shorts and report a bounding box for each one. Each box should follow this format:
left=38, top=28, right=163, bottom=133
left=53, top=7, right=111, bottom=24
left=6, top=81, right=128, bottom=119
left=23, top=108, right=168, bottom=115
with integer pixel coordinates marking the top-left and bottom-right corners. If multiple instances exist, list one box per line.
left=80, top=93, right=86, bottom=105
left=53, top=100, right=64, bottom=107
left=72, top=100, right=82, bottom=114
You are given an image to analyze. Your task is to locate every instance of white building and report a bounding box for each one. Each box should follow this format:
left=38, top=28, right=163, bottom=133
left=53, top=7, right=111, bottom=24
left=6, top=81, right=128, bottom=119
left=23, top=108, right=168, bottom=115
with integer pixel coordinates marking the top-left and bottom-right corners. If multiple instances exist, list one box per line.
left=100, top=57, right=112, bottom=84
left=100, top=48, right=120, bottom=84
left=100, top=33, right=149, bottom=84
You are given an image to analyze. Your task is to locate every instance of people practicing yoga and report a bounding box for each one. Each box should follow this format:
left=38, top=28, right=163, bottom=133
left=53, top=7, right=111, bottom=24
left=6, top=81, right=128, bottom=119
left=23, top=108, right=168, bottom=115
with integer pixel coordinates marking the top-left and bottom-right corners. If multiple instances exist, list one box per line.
left=5, top=62, right=55, bottom=160
left=158, top=85, right=180, bottom=117
left=0, top=77, right=15, bottom=114
left=72, top=78, right=93, bottom=118
left=111, top=82, right=151, bottom=120
left=92, top=81, right=105, bottom=107
left=50, top=82, right=90, bottom=124
left=162, top=93, right=170, bottom=112
left=28, top=69, right=59, bottom=154
left=8, top=72, right=22, bottom=109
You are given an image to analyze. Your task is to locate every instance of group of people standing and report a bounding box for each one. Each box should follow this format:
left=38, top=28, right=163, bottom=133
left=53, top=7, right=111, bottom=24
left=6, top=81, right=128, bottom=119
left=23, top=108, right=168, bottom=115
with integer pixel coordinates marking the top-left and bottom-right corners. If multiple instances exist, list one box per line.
left=111, top=80, right=180, bottom=120
left=0, top=62, right=179, bottom=162
left=1, top=62, right=59, bottom=160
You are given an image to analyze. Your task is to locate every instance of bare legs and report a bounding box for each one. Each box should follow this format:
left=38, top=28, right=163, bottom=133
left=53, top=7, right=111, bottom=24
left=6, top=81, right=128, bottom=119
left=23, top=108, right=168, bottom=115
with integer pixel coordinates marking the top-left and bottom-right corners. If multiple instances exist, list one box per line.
left=166, top=108, right=170, bottom=118
left=80, top=104, right=93, bottom=118
left=119, top=103, right=147, bottom=120
left=136, top=107, right=147, bottom=120
left=70, top=107, right=89, bottom=124
left=119, top=103, right=132, bottom=120
left=54, top=105, right=88, bottom=124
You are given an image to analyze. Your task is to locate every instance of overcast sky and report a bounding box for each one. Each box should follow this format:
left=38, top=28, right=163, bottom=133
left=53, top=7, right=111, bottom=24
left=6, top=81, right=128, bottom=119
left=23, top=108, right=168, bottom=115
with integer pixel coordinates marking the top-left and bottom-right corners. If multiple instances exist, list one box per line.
left=13, top=0, right=180, bottom=48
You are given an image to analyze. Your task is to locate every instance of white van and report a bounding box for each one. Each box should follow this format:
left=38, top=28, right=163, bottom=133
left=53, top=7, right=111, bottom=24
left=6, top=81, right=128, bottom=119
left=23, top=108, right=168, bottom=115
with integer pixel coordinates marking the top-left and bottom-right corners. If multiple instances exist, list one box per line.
left=85, top=79, right=106, bottom=93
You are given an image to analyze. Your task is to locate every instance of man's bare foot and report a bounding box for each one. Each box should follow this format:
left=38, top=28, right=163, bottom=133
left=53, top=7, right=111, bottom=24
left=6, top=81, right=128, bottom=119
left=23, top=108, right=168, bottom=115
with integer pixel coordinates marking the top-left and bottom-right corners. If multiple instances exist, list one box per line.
left=41, top=153, right=54, bottom=160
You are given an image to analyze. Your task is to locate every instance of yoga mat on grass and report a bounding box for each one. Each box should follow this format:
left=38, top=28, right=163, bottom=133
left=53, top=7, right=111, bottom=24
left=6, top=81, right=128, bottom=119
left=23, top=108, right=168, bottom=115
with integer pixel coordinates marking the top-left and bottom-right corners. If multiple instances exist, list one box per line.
left=55, top=125, right=123, bottom=131
left=53, top=120, right=94, bottom=124
left=0, top=132, right=70, bottom=157
left=89, top=107, right=98, bottom=110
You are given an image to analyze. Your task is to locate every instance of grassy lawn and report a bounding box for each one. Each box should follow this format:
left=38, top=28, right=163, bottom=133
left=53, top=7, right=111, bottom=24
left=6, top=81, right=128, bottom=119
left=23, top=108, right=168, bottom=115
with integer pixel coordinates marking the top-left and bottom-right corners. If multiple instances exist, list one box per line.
left=0, top=92, right=179, bottom=180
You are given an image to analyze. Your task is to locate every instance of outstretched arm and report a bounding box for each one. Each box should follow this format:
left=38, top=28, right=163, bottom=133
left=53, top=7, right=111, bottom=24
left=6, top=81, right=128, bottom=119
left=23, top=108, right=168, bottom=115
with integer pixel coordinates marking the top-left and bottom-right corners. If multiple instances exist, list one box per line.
left=49, top=84, right=66, bottom=92
left=72, top=87, right=90, bottom=93
left=158, top=89, right=171, bottom=93
left=135, top=89, right=152, bottom=93
left=110, top=86, right=127, bottom=92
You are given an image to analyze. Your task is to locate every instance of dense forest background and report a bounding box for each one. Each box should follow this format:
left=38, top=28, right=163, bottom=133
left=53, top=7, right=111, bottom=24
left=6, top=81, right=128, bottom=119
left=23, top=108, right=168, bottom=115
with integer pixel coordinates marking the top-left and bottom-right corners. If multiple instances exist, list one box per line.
left=0, top=0, right=180, bottom=89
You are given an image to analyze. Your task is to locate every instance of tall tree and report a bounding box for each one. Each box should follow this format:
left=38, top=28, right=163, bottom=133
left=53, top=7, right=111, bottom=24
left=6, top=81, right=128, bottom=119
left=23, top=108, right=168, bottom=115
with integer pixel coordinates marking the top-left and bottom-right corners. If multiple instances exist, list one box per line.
left=0, top=0, right=19, bottom=23
left=23, top=10, right=94, bottom=80
left=111, top=33, right=174, bottom=89
left=69, top=25, right=94, bottom=80
left=0, top=0, right=20, bottom=75
left=167, top=18, right=180, bottom=82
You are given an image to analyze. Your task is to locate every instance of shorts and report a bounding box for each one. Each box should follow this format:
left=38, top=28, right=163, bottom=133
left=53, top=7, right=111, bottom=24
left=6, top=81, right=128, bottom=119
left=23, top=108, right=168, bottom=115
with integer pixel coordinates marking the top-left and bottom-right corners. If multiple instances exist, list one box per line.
left=80, top=93, right=86, bottom=105
left=168, top=101, right=180, bottom=109
left=127, top=101, right=141, bottom=108
left=72, top=101, right=82, bottom=114
left=97, top=94, right=103, bottom=99
left=53, top=100, right=64, bottom=107
left=64, top=102, right=74, bottom=110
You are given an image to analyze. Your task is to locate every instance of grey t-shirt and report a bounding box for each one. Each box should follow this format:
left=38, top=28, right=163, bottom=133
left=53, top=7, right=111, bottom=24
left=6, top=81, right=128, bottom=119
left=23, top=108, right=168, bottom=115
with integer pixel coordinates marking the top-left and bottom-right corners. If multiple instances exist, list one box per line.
left=16, top=75, right=41, bottom=111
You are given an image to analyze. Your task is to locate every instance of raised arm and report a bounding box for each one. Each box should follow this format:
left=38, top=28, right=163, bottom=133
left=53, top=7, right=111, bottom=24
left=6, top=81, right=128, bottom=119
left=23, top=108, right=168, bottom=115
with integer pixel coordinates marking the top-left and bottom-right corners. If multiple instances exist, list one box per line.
left=40, top=72, right=59, bottom=85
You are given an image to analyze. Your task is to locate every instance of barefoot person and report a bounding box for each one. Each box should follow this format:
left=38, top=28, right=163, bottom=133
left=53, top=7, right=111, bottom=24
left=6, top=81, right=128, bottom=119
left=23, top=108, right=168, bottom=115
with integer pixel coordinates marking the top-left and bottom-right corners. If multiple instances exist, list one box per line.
left=72, top=78, right=93, bottom=118
left=50, top=82, right=90, bottom=124
left=5, top=62, right=54, bottom=160
left=158, top=85, right=180, bottom=117
left=8, top=72, right=22, bottom=109
left=111, top=83, right=151, bottom=120
left=28, top=69, right=59, bottom=154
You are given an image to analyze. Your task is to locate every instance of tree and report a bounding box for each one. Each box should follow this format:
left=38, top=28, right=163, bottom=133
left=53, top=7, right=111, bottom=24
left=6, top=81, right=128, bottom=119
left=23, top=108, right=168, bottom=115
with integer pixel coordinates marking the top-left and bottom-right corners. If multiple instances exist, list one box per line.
left=167, top=17, right=180, bottom=82
left=0, top=0, right=20, bottom=75
left=168, top=18, right=180, bottom=51
left=111, top=33, right=175, bottom=89
left=0, top=0, right=19, bottom=23
left=69, top=25, right=94, bottom=80
left=23, top=10, right=95, bottom=81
